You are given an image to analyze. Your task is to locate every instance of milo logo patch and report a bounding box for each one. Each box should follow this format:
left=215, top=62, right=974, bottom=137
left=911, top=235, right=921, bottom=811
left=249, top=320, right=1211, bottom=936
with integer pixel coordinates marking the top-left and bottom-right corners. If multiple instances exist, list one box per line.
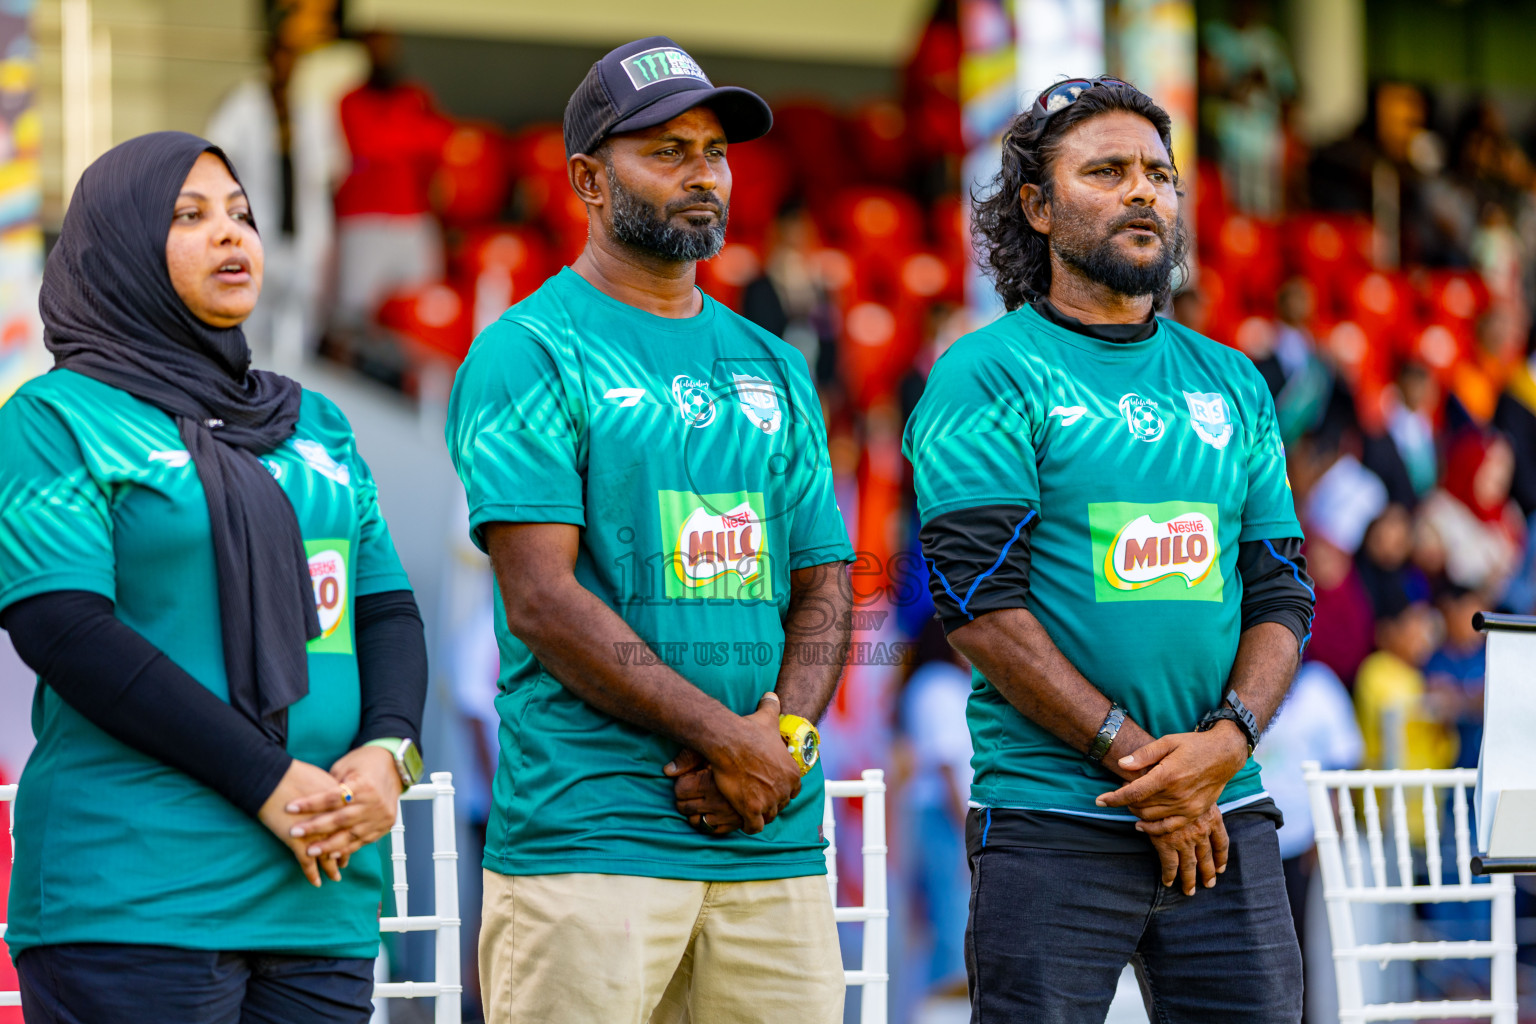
left=658, top=489, right=772, bottom=600
left=1089, top=501, right=1223, bottom=603
left=305, top=539, right=353, bottom=653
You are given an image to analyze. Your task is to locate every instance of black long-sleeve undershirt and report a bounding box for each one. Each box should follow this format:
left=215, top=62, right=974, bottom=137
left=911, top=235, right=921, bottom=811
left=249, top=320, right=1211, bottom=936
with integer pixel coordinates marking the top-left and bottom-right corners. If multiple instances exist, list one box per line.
left=0, top=588, right=427, bottom=817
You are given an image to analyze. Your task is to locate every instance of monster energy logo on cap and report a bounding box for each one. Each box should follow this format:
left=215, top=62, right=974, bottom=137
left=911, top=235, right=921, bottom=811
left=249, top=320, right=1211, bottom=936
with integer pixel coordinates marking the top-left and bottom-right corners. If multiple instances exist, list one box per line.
left=622, top=47, right=712, bottom=89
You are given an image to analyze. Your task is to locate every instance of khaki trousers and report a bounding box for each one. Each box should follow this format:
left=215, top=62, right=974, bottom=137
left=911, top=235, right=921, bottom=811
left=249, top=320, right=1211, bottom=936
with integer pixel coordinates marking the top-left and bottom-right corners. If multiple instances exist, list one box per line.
left=479, top=870, right=844, bottom=1024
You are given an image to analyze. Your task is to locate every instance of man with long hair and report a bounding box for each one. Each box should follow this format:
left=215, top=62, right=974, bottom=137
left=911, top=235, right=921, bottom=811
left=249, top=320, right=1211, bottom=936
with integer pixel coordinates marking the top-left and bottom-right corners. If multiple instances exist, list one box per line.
left=904, top=78, right=1314, bottom=1021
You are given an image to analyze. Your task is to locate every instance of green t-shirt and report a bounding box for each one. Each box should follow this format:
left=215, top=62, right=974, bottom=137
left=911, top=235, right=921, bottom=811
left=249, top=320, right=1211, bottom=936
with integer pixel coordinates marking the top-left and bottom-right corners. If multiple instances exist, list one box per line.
left=904, top=306, right=1301, bottom=817
left=0, top=369, right=412, bottom=957
left=445, top=268, right=853, bottom=881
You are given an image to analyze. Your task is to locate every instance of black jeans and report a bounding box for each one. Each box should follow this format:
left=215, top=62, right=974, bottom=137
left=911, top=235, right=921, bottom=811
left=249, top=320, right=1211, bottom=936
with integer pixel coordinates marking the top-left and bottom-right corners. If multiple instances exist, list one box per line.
left=965, top=810, right=1303, bottom=1024
left=17, top=943, right=375, bottom=1024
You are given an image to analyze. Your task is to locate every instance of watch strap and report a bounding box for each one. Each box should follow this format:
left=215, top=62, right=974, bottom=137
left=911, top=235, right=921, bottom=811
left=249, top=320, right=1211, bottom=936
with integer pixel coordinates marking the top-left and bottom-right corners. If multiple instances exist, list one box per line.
left=1196, top=697, right=1258, bottom=754
left=1086, top=703, right=1126, bottom=763
left=363, top=737, right=423, bottom=789
left=779, top=715, right=820, bottom=776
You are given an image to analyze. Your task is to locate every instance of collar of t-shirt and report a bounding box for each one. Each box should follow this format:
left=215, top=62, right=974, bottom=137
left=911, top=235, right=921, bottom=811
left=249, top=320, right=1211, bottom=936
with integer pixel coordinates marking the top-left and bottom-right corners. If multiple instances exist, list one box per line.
left=1031, top=299, right=1158, bottom=344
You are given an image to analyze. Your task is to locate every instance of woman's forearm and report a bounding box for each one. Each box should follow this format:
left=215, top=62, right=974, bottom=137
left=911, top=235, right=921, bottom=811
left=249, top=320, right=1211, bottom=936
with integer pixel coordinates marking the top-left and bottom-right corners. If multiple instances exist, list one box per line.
left=1, top=589, right=292, bottom=815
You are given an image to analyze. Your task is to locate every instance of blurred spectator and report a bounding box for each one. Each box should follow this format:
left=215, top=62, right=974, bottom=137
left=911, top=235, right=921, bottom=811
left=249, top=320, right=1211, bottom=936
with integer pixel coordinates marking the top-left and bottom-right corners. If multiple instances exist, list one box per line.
left=1303, top=444, right=1389, bottom=556
left=332, top=31, right=452, bottom=331
left=206, top=32, right=364, bottom=363
left=1305, top=532, right=1377, bottom=688
left=1417, top=432, right=1524, bottom=596
left=1355, top=504, right=1429, bottom=616
left=1450, top=308, right=1524, bottom=424
left=1424, top=585, right=1488, bottom=770
left=1202, top=0, right=1295, bottom=216
left=1252, top=659, right=1362, bottom=1020
left=1354, top=585, right=1454, bottom=772
left=895, top=621, right=972, bottom=1007
left=741, top=203, right=841, bottom=388
left=1372, top=362, right=1439, bottom=502
left=1492, top=343, right=1536, bottom=517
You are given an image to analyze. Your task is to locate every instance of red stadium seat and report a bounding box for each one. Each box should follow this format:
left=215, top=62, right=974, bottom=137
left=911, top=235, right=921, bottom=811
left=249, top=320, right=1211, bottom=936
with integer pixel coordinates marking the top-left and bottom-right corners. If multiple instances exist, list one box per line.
left=433, top=123, right=510, bottom=227
left=377, top=281, right=473, bottom=366
left=720, top=139, right=791, bottom=247
left=848, top=100, right=911, bottom=185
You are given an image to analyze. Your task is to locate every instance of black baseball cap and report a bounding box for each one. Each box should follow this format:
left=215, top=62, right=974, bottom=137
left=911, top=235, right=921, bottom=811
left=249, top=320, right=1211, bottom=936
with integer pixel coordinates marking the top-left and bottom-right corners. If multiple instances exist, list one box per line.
left=563, top=36, right=773, bottom=157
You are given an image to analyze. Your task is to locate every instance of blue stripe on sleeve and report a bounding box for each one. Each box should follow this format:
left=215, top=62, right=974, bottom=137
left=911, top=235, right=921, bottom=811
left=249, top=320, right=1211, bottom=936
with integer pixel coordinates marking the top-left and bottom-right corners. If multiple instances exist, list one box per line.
left=924, top=509, right=1037, bottom=622
left=1262, top=538, right=1314, bottom=652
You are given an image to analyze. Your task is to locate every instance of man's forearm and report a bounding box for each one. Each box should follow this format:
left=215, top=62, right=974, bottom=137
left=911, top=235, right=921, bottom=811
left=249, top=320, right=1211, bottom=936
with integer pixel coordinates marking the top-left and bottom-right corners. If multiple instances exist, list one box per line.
left=496, top=572, right=745, bottom=762
left=947, top=607, right=1152, bottom=778
left=1225, top=621, right=1301, bottom=737
left=775, top=562, right=852, bottom=722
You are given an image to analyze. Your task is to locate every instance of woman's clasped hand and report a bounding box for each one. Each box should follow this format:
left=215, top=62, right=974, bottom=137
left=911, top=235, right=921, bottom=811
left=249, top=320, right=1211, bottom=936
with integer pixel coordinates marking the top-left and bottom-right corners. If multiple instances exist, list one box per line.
left=259, top=747, right=406, bottom=886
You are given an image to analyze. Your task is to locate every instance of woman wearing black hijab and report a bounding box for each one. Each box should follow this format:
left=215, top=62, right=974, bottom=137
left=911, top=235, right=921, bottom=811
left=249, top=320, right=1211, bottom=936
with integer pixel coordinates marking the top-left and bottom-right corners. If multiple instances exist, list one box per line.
left=0, top=132, right=427, bottom=1023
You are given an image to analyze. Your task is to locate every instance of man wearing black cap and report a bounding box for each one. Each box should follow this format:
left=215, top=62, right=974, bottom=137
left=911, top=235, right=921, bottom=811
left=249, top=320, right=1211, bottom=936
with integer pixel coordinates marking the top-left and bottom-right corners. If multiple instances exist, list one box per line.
left=446, top=37, right=854, bottom=1024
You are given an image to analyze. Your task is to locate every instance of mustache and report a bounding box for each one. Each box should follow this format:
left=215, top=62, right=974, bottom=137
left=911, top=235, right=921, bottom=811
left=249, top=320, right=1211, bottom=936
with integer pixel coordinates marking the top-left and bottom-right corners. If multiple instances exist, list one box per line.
left=666, top=193, right=726, bottom=218
left=1109, top=208, right=1169, bottom=236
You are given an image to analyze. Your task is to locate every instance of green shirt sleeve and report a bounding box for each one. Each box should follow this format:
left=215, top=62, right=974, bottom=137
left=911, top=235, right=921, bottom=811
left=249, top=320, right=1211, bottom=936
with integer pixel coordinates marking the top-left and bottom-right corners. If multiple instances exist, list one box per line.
left=446, top=320, right=587, bottom=551
left=1238, top=365, right=1303, bottom=542
left=903, top=338, right=1041, bottom=522
left=786, top=374, right=854, bottom=570
left=0, top=393, right=117, bottom=612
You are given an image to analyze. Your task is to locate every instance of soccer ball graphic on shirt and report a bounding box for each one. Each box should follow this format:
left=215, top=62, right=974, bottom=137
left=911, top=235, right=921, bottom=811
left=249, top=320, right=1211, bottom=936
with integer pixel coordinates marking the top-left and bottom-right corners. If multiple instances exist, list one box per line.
left=1117, top=392, right=1165, bottom=442
left=672, top=374, right=717, bottom=428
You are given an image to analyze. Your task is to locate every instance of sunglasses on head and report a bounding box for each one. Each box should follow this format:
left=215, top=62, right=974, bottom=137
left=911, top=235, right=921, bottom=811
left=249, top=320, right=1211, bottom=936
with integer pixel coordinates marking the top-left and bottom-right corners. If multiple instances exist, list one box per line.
left=1032, top=76, right=1135, bottom=119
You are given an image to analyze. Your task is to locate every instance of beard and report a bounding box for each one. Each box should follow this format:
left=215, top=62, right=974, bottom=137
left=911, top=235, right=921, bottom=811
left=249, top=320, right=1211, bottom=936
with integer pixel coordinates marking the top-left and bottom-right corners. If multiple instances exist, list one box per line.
left=1050, top=204, right=1187, bottom=299
left=607, top=168, right=728, bottom=263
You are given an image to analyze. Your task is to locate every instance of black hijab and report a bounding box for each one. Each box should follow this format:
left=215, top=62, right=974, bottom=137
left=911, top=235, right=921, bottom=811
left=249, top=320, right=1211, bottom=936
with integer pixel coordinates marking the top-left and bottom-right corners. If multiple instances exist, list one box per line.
left=41, top=130, right=320, bottom=746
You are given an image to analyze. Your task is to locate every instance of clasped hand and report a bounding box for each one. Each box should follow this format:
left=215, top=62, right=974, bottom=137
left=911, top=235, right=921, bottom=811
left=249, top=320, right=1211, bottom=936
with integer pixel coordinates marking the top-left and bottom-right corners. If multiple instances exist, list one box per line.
left=664, top=692, right=801, bottom=836
left=1094, top=723, right=1249, bottom=895
left=256, top=746, right=404, bottom=886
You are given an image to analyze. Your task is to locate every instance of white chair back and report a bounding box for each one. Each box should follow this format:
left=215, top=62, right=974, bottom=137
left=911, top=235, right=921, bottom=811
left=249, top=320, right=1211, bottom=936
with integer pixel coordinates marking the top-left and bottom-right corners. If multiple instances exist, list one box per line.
left=373, top=772, right=462, bottom=1024
left=1303, top=762, right=1516, bottom=1024
left=823, top=769, right=889, bottom=1024
left=1, top=783, right=15, bottom=1010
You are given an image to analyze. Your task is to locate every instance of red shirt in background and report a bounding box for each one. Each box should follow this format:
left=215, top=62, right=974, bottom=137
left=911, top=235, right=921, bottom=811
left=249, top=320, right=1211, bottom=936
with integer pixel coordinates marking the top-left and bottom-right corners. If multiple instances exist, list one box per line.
left=335, top=82, right=453, bottom=219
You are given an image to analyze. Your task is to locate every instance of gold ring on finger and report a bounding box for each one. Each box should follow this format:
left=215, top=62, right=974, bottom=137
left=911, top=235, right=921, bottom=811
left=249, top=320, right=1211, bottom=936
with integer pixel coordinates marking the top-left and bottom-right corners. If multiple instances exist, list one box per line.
left=339, top=783, right=354, bottom=804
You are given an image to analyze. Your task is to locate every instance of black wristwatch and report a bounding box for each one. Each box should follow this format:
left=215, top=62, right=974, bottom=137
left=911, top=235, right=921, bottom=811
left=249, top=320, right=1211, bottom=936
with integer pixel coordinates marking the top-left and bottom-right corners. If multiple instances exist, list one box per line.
left=1196, top=689, right=1259, bottom=754
left=1086, top=703, right=1127, bottom=763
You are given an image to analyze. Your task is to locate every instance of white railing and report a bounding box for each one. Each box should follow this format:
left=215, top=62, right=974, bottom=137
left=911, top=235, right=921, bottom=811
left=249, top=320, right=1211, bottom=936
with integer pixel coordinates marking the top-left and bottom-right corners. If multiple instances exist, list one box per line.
left=823, top=769, right=888, bottom=1024
left=373, top=772, right=461, bottom=1023
left=1304, top=763, right=1516, bottom=1024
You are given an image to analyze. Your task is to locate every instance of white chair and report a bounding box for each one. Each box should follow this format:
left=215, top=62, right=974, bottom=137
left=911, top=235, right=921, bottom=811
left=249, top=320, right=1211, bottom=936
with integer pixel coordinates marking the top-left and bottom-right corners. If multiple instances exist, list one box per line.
left=824, top=769, right=889, bottom=1024
left=372, top=772, right=462, bottom=1024
left=0, top=776, right=462, bottom=1021
left=1303, top=762, right=1516, bottom=1024
left=1, top=782, right=16, bottom=1010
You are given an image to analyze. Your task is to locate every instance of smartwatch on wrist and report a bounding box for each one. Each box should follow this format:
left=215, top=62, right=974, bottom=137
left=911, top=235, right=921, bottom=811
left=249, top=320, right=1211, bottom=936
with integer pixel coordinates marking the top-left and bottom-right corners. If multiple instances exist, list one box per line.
left=363, top=737, right=424, bottom=790
left=1195, top=689, right=1259, bottom=754
left=1086, top=703, right=1127, bottom=763
left=779, top=715, right=820, bottom=776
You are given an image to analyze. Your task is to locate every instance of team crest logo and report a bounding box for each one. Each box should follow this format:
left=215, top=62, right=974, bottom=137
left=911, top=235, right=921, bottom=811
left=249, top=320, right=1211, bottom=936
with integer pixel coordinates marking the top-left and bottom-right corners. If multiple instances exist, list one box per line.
left=731, top=373, right=781, bottom=435
left=1117, top=393, right=1164, bottom=442
left=1183, top=391, right=1233, bottom=450
left=671, top=374, right=717, bottom=428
